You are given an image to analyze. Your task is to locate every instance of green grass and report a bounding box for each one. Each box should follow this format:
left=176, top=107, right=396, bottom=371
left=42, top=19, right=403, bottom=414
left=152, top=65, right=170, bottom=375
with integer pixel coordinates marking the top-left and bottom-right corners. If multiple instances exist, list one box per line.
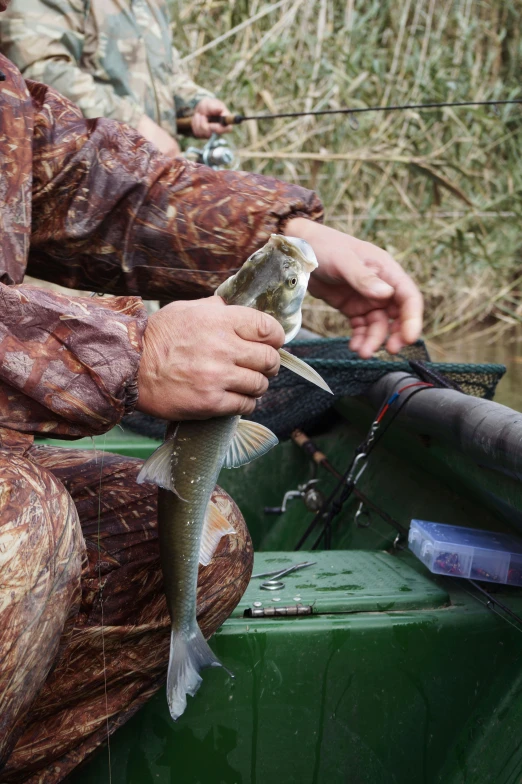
left=173, top=0, right=522, bottom=338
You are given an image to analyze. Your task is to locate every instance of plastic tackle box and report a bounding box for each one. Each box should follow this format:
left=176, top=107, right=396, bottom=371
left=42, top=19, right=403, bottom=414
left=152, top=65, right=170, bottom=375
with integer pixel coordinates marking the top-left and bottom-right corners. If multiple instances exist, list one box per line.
left=408, top=519, right=522, bottom=586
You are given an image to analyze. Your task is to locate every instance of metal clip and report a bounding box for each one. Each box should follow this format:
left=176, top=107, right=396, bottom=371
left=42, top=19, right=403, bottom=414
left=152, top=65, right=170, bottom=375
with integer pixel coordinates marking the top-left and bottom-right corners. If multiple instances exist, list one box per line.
left=346, top=452, right=368, bottom=485
left=260, top=580, right=285, bottom=591
left=354, top=501, right=371, bottom=528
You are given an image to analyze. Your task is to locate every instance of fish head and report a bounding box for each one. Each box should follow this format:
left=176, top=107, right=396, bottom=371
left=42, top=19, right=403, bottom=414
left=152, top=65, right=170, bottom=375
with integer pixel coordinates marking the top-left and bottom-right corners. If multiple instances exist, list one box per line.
left=215, top=235, right=318, bottom=342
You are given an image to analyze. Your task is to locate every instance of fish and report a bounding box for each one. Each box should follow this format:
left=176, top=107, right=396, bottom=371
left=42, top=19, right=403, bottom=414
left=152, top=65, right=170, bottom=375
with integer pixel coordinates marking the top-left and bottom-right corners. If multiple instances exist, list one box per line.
left=216, top=235, right=332, bottom=392
left=137, top=234, right=332, bottom=721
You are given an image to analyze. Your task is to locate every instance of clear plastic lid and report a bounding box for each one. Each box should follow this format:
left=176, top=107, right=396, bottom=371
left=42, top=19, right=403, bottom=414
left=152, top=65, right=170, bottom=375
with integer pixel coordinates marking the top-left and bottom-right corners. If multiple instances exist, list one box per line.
left=408, top=520, right=522, bottom=586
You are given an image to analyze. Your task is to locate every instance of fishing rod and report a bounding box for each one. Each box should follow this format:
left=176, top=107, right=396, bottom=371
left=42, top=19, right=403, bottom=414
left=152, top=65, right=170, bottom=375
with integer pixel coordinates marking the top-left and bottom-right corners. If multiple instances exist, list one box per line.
left=177, top=98, right=522, bottom=131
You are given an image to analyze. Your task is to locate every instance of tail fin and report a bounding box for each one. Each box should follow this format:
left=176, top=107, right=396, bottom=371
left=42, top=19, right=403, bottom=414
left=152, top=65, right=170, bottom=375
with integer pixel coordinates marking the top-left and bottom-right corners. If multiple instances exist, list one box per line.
left=167, top=625, right=228, bottom=720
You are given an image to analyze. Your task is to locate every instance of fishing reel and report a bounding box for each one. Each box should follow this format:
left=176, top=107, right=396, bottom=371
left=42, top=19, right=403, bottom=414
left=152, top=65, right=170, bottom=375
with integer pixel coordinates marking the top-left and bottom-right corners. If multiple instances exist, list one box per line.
left=264, top=479, right=325, bottom=516
left=184, top=133, right=239, bottom=170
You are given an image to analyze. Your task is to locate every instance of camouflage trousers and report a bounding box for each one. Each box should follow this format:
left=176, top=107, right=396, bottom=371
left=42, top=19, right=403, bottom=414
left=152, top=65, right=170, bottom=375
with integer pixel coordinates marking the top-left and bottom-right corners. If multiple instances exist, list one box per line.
left=0, top=445, right=252, bottom=784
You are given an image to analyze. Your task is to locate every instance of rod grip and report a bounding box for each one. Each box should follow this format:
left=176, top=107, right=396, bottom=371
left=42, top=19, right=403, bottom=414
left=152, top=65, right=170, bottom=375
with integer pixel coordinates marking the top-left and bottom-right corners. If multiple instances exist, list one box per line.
left=176, top=114, right=238, bottom=133
left=291, top=429, right=327, bottom=464
left=208, top=114, right=237, bottom=126
left=176, top=115, right=194, bottom=133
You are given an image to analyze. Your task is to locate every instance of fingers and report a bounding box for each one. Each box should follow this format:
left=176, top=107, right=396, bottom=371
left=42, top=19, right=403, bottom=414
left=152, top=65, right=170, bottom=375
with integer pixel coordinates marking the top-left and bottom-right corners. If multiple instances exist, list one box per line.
left=191, top=98, right=233, bottom=138
left=208, top=392, right=259, bottom=418
left=231, top=306, right=286, bottom=348
left=347, top=265, right=394, bottom=300
left=349, top=310, right=389, bottom=358
left=191, top=113, right=213, bottom=139
left=137, top=297, right=285, bottom=420
left=233, top=339, right=281, bottom=377
left=386, top=319, right=406, bottom=355
left=393, top=276, right=424, bottom=346
left=188, top=366, right=269, bottom=419
left=227, top=366, right=270, bottom=398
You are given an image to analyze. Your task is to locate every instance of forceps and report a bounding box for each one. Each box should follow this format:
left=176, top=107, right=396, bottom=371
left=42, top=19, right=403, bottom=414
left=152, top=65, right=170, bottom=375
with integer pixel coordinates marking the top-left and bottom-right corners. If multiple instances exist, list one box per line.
left=252, top=560, right=316, bottom=591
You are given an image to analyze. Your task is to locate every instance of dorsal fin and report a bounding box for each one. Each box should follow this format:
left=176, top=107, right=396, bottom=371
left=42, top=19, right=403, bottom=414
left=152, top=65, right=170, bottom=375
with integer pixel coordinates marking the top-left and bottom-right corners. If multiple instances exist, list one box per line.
left=224, top=419, right=278, bottom=469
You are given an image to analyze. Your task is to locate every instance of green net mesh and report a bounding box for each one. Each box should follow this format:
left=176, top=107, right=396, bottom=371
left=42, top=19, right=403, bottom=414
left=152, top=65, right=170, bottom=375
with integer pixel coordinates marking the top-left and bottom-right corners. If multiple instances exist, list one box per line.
left=246, top=338, right=506, bottom=439
left=123, top=338, right=506, bottom=441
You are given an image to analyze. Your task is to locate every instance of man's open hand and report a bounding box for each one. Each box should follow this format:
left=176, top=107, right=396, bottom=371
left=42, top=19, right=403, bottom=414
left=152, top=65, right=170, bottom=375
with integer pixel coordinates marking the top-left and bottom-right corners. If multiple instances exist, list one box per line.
left=285, top=218, right=423, bottom=358
left=136, top=297, right=284, bottom=420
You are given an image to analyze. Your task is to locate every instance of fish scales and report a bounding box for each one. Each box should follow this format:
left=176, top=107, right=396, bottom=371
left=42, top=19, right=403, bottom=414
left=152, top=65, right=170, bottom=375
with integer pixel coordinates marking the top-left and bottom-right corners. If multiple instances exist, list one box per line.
left=138, top=234, right=332, bottom=721
left=158, top=416, right=238, bottom=629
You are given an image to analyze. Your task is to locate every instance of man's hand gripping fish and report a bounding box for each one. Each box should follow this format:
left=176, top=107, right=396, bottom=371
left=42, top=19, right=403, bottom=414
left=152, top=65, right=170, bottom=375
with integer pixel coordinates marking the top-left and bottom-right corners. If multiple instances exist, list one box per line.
left=137, top=235, right=332, bottom=720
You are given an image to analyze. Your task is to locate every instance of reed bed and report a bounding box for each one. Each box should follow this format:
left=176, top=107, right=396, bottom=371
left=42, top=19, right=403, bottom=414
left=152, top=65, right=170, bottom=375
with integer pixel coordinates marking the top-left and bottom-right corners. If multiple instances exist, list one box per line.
left=174, top=0, right=522, bottom=338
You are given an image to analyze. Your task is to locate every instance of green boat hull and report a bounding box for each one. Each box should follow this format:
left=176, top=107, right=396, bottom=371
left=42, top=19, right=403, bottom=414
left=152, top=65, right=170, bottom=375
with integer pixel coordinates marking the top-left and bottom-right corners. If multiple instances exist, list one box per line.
left=52, top=382, right=522, bottom=784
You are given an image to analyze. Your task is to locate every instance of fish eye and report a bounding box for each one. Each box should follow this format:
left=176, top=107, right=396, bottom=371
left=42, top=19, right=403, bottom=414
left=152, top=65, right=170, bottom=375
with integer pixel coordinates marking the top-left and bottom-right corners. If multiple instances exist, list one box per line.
left=287, top=276, right=298, bottom=288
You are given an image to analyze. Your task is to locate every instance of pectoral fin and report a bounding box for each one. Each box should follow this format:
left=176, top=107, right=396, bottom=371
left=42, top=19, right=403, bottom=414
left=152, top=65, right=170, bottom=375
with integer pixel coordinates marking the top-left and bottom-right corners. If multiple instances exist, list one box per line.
left=136, top=428, right=186, bottom=500
left=224, top=420, right=278, bottom=469
left=278, top=348, right=333, bottom=394
left=199, top=501, right=236, bottom=566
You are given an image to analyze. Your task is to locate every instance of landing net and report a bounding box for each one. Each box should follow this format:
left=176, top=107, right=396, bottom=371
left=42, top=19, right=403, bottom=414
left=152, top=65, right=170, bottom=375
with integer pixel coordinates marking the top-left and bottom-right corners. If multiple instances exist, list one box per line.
left=123, top=338, right=505, bottom=441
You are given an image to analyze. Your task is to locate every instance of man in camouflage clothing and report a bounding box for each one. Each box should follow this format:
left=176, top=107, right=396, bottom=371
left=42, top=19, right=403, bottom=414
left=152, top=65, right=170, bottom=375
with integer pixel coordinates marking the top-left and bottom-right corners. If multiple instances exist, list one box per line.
left=0, top=0, right=231, bottom=155
left=0, top=2, right=423, bottom=781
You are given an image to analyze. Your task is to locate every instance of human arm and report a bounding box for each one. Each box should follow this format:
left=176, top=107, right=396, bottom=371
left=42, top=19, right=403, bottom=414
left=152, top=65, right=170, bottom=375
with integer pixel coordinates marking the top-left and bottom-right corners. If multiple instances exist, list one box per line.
left=0, top=0, right=145, bottom=127
left=0, top=284, right=147, bottom=439
left=0, top=73, right=319, bottom=435
left=8, top=75, right=418, bottom=436
left=0, top=283, right=285, bottom=436
left=284, top=218, right=423, bottom=357
left=26, top=81, right=323, bottom=300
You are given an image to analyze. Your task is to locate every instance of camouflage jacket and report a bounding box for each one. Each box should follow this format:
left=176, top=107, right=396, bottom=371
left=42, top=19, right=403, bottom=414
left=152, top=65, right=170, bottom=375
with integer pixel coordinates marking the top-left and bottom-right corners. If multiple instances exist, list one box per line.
left=0, top=54, right=323, bottom=443
left=0, top=0, right=215, bottom=135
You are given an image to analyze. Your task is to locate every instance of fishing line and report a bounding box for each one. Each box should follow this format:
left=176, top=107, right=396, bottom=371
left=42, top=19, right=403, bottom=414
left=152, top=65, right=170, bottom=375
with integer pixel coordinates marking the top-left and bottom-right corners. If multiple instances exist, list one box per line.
left=468, top=579, right=522, bottom=628
left=461, top=581, right=522, bottom=636
left=95, top=433, right=112, bottom=784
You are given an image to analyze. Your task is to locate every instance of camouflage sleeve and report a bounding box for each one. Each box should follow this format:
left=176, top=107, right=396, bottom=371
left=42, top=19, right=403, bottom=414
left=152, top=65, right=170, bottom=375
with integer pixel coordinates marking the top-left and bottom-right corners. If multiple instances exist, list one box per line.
left=26, top=80, right=324, bottom=301
left=0, top=0, right=145, bottom=128
left=0, top=284, right=147, bottom=438
left=171, top=45, right=215, bottom=116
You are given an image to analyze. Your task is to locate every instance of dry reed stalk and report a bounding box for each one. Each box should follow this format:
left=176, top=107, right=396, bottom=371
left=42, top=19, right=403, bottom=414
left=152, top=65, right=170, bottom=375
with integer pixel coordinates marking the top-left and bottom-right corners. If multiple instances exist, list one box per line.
left=173, top=0, right=522, bottom=338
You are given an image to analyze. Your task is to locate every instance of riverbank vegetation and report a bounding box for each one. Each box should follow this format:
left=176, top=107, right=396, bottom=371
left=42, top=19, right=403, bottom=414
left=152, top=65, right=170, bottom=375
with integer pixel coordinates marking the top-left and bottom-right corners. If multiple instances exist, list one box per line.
left=175, top=0, right=522, bottom=339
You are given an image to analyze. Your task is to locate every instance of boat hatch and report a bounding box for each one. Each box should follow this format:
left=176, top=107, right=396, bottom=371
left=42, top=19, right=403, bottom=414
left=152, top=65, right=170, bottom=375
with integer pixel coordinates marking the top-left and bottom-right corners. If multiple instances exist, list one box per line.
left=234, top=550, right=449, bottom=617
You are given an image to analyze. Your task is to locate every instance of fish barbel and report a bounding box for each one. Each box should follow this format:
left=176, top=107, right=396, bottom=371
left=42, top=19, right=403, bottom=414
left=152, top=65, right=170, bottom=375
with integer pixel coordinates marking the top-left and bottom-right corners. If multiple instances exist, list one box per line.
left=137, top=235, right=332, bottom=720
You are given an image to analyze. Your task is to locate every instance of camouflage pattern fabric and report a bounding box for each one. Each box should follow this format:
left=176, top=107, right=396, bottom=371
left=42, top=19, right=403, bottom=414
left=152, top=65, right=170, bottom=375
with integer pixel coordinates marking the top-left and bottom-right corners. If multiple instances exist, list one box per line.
left=0, top=54, right=322, bottom=782
left=0, top=0, right=215, bottom=135
left=0, top=446, right=253, bottom=783
left=0, top=53, right=322, bottom=440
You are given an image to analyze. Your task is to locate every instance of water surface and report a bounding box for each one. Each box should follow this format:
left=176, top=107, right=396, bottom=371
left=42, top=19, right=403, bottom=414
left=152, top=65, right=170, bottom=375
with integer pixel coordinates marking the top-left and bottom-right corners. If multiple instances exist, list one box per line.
left=429, top=327, right=522, bottom=412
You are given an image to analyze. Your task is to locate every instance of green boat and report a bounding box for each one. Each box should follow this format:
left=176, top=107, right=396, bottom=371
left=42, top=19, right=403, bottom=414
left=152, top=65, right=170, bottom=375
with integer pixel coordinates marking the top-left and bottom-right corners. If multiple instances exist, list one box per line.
left=54, top=347, right=522, bottom=784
